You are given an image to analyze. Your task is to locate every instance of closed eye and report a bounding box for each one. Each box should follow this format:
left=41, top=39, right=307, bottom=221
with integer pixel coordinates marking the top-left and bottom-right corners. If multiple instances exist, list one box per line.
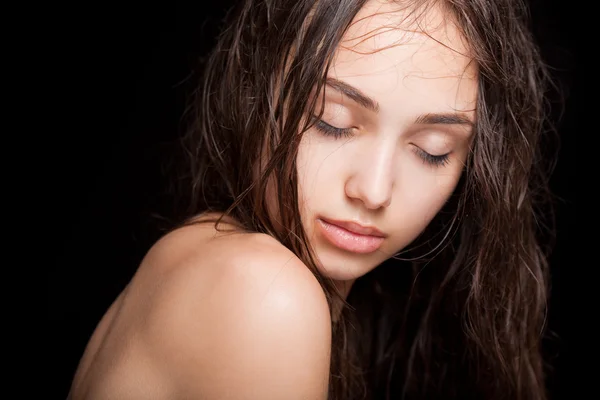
left=312, top=117, right=354, bottom=139
left=312, top=115, right=451, bottom=167
left=412, top=147, right=450, bottom=167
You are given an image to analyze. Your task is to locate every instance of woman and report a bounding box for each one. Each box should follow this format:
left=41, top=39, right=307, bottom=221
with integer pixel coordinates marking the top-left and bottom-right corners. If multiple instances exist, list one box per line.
left=69, top=0, right=556, bottom=398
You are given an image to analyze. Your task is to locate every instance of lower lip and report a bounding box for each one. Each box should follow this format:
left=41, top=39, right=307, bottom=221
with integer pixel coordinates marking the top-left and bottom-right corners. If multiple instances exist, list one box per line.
left=317, top=219, right=384, bottom=254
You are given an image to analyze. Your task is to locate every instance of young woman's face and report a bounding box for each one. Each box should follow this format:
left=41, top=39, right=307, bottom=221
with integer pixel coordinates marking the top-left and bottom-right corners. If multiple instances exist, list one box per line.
left=296, top=1, right=477, bottom=283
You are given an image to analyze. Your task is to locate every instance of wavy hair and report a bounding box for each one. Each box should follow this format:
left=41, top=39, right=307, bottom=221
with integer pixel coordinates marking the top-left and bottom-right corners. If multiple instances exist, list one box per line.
left=172, top=0, right=557, bottom=398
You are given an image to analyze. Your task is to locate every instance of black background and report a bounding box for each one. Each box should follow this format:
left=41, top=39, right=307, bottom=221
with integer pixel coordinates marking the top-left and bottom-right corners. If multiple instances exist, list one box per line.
left=47, top=1, right=575, bottom=398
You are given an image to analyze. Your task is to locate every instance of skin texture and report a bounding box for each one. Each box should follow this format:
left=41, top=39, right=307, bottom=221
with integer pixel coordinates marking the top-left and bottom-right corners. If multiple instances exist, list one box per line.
left=69, top=1, right=477, bottom=398
left=297, top=1, right=477, bottom=294
left=69, top=223, right=331, bottom=399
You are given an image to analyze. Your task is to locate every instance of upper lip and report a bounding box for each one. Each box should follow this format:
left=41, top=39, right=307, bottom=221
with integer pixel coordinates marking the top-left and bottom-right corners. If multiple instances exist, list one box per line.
left=320, top=217, right=387, bottom=238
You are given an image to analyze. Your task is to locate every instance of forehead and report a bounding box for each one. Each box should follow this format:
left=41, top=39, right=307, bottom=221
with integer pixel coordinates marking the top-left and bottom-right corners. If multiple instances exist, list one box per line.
left=329, top=0, right=478, bottom=119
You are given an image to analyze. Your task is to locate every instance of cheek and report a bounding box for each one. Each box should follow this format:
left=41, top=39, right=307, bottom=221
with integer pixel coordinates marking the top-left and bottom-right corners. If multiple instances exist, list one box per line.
left=410, top=179, right=456, bottom=220
left=411, top=169, right=461, bottom=203
left=296, top=132, right=339, bottom=208
left=391, top=166, right=463, bottom=241
left=296, top=135, right=318, bottom=223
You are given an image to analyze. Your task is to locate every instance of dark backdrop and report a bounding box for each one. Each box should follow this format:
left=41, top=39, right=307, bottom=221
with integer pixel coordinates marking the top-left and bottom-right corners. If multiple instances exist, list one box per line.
left=47, top=1, right=575, bottom=398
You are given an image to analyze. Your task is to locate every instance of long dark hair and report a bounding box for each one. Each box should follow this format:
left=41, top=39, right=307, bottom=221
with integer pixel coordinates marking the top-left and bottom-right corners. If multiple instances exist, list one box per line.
left=172, top=0, right=557, bottom=398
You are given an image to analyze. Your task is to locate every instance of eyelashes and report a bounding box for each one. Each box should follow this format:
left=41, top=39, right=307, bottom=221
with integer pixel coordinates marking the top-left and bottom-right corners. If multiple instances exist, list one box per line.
left=312, top=117, right=451, bottom=167
left=412, top=147, right=450, bottom=167
left=313, top=118, right=354, bottom=139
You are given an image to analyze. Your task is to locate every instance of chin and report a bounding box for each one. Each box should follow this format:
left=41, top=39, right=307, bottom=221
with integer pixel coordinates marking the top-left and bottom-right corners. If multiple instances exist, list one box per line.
left=313, top=246, right=382, bottom=282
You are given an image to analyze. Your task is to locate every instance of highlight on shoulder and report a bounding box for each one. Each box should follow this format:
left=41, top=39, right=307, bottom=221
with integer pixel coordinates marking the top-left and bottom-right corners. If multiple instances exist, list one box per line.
left=69, top=218, right=332, bottom=400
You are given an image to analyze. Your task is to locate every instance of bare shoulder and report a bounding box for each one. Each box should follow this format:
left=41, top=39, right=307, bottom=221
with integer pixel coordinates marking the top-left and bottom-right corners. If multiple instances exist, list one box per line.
left=92, top=222, right=332, bottom=399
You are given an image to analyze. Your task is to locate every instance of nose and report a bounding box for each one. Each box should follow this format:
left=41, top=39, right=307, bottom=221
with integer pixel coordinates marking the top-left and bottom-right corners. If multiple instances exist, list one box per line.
left=344, top=141, right=394, bottom=210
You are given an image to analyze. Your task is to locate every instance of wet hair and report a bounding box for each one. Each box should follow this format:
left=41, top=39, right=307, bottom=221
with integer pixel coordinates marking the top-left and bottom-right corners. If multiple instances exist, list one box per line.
left=173, top=0, right=557, bottom=398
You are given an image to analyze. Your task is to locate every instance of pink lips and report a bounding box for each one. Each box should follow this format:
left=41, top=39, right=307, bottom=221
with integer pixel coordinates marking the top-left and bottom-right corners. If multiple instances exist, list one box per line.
left=317, top=218, right=386, bottom=254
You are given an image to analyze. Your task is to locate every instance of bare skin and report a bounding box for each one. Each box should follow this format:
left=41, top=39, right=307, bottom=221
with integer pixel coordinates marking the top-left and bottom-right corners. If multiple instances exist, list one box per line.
left=68, top=215, right=332, bottom=399
left=69, top=2, right=477, bottom=397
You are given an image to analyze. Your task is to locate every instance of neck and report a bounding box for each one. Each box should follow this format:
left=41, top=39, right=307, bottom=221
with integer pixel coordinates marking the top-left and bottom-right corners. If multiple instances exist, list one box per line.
left=331, top=279, right=355, bottom=323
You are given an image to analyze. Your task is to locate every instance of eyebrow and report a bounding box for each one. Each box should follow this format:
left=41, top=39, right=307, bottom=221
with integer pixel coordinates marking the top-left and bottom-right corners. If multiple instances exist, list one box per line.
left=414, top=112, right=474, bottom=127
left=326, top=77, right=380, bottom=113
left=325, top=77, right=474, bottom=127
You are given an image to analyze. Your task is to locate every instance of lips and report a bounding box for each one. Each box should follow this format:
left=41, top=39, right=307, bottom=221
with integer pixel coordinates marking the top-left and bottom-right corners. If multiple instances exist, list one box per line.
left=319, top=217, right=386, bottom=238
left=316, top=217, right=386, bottom=254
